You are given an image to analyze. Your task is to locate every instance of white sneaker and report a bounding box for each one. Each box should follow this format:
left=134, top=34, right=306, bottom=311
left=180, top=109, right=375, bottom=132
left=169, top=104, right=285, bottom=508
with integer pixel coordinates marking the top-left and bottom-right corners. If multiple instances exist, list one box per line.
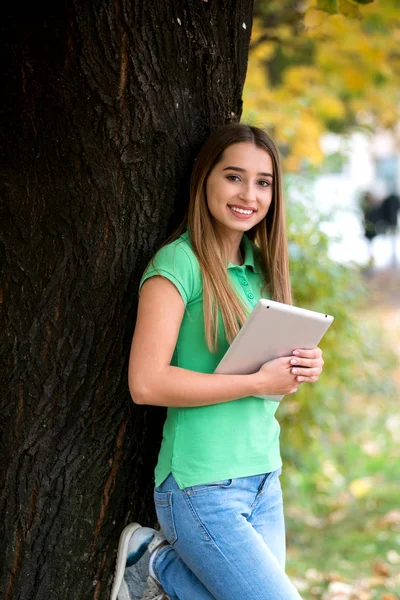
left=110, top=523, right=167, bottom=600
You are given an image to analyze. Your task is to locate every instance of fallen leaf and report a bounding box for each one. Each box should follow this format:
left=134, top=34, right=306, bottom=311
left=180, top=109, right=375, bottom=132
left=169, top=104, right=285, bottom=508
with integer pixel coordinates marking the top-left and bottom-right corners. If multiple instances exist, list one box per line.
left=327, top=508, right=348, bottom=524
left=378, top=510, right=400, bottom=526
left=324, top=580, right=353, bottom=599
left=361, top=440, right=381, bottom=456
left=367, top=575, right=388, bottom=586
left=387, top=549, right=400, bottom=564
left=325, top=572, right=346, bottom=582
left=349, top=477, right=372, bottom=498
left=306, top=568, right=324, bottom=582
left=353, top=591, right=371, bottom=600
left=292, top=577, right=309, bottom=592
left=372, top=560, right=390, bottom=577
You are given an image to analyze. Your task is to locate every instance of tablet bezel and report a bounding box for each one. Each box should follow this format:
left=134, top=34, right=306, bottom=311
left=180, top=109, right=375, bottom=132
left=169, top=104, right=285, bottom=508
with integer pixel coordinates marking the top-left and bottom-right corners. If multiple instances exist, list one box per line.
left=214, top=299, right=334, bottom=402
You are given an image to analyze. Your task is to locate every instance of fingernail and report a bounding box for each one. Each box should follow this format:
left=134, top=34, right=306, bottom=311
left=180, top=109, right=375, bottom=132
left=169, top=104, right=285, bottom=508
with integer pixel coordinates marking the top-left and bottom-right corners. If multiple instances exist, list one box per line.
left=293, top=350, right=300, bottom=356
left=290, top=359, right=297, bottom=365
left=292, top=368, right=298, bottom=374
left=297, top=376, right=303, bottom=382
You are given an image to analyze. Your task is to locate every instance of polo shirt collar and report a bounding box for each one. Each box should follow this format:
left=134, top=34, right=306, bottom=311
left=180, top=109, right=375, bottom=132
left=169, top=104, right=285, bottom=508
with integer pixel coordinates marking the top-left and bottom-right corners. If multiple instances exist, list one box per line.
left=183, top=228, right=260, bottom=273
left=228, top=234, right=260, bottom=273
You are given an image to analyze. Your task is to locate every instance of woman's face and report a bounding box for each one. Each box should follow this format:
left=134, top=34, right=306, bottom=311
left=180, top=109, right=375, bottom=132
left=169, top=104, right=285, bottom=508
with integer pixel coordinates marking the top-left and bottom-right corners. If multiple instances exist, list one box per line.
left=205, top=142, right=274, bottom=238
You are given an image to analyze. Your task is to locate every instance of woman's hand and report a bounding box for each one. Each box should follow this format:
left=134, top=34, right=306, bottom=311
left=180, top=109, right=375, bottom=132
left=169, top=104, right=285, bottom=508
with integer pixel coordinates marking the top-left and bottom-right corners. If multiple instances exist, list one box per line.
left=254, top=347, right=324, bottom=396
left=290, top=347, right=324, bottom=384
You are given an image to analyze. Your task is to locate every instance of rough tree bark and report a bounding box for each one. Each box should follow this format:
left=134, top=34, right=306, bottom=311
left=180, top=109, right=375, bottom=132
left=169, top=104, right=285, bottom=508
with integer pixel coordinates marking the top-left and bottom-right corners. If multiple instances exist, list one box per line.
left=1, top=2, right=253, bottom=598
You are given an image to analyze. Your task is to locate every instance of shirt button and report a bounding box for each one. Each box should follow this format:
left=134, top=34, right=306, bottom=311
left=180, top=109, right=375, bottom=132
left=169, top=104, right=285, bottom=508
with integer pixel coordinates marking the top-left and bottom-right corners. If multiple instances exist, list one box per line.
left=240, top=279, right=248, bottom=286
left=248, top=293, right=254, bottom=299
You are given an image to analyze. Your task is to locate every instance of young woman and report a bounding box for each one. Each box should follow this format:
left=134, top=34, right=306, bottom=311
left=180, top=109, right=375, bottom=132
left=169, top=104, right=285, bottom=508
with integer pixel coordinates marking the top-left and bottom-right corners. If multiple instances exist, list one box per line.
left=111, top=123, right=324, bottom=600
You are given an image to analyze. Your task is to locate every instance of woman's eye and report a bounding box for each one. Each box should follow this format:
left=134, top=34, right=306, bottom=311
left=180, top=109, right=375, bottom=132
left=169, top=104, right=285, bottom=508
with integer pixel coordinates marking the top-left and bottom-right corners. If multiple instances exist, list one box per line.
left=227, top=174, right=241, bottom=182
left=258, top=180, right=271, bottom=188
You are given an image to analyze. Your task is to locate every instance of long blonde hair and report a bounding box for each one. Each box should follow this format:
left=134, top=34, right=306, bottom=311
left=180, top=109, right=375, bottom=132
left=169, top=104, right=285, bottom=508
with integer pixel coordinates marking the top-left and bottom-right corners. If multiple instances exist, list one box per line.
left=164, top=123, right=291, bottom=352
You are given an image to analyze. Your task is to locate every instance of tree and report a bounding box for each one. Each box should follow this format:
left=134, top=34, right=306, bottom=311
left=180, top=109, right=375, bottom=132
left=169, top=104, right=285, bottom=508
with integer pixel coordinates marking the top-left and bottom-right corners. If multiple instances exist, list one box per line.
left=0, top=2, right=253, bottom=598
left=244, top=0, right=400, bottom=170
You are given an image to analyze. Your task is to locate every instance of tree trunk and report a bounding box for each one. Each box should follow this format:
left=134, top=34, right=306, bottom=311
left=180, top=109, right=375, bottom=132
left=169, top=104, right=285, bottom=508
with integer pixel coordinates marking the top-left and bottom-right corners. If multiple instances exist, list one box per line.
left=0, top=1, right=253, bottom=598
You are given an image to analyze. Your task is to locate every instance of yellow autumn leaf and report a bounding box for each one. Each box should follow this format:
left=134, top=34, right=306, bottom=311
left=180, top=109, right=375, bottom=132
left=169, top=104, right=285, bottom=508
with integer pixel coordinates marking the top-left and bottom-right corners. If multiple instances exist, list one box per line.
left=380, top=108, right=398, bottom=128
left=292, top=139, right=324, bottom=166
left=243, top=0, right=400, bottom=166
left=338, top=0, right=362, bottom=19
left=252, top=41, right=276, bottom=63
left=307, top=12, right=348, bottom=38
left=313, top=94, right=346, bottom=120
left=303, top=8, right=330, bottom=30
left=342, top=66, right=369, bottom=91
left=275, top=25, right=295, bottom=41
left=349, top=477, right=372, bottom=498
left=249, top=18, right=265, bottom=44
left=283, top=66, right=322, bottom=92
left=284, top=155, right=302, bottom=172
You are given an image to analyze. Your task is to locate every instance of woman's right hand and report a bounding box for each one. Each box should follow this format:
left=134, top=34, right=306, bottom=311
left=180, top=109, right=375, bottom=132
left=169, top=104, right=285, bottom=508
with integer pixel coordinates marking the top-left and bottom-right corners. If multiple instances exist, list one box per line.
left=254, top=357, right=301, bottom=396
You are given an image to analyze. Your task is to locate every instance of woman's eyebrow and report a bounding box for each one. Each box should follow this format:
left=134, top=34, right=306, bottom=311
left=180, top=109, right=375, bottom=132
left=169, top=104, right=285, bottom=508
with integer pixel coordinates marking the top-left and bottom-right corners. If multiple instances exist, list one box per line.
left=222, top=166, right=273, bottom=177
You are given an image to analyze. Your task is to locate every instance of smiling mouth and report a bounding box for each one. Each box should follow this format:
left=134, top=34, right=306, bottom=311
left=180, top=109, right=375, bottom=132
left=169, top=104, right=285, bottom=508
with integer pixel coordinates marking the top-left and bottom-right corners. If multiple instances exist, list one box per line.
left=228, top=205, right=257, bottom=215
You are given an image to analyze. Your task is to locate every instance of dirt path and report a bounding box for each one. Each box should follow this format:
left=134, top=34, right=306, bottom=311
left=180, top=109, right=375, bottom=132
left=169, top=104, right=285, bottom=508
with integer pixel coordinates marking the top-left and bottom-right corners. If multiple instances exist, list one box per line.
left=364, top=268, right=400, bottom=389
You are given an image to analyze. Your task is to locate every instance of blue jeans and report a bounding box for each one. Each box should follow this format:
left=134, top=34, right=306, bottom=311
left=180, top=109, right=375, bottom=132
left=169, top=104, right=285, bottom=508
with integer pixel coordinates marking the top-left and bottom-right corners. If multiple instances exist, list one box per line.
left=153, top=469, right=303, bottom=600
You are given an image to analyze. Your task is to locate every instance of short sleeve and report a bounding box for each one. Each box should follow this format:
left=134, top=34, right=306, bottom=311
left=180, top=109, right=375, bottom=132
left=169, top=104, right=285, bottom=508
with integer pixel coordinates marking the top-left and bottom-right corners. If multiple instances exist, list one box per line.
left=139, top=241, right=195, bottom=306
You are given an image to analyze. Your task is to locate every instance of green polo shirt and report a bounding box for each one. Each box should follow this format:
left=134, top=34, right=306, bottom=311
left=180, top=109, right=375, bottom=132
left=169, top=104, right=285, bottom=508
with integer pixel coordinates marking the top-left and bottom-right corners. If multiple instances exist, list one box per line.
left=139, top=230, right=282, bottom=489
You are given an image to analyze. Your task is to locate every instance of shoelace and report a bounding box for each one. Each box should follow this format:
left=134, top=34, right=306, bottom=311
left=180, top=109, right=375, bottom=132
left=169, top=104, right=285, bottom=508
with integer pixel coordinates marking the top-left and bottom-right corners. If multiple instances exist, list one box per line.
left=140, top=575, right=164, bottom=600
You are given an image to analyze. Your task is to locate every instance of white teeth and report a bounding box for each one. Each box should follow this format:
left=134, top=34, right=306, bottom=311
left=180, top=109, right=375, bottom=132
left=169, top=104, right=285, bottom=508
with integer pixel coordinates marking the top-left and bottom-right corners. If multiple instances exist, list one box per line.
left=230, top=206, right=253, bottom=215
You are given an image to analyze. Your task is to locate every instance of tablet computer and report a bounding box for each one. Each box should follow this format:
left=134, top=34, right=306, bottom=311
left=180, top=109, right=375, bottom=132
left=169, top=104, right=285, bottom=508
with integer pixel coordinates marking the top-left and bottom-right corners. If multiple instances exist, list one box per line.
left=215, top=299, right=334, bottom=402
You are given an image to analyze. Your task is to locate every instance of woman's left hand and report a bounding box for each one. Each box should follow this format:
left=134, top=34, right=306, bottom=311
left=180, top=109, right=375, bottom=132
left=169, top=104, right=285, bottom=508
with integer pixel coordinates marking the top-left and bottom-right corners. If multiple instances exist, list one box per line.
left=289, top=348, right=324, bottom=384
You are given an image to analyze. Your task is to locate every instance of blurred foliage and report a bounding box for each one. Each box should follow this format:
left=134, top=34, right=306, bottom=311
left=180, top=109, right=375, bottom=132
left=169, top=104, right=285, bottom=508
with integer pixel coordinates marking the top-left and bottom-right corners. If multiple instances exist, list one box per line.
left=243, top=0, right=400, bottom=170
left=242, top=3, right=400, bottom=590
left=277, top=185, right=398, bottom=516
left=280, top=199, right=400, bottom=595
left=317, top=150, right=347, bottom=174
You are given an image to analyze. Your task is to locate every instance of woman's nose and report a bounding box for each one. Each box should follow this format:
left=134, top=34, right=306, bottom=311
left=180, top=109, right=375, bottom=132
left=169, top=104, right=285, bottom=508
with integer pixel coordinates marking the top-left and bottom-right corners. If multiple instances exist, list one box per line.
left=240, top=184, right=256, bottom=202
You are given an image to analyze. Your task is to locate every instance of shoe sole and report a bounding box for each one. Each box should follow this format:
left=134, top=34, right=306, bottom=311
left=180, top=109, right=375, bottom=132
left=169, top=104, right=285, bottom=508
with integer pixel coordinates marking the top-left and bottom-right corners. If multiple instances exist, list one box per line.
left=110, top=522, right=141, bottom=600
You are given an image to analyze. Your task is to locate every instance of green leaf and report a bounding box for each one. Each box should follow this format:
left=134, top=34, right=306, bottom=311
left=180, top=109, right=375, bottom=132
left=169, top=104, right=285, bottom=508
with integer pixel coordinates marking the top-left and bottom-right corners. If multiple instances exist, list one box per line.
left=338, top=0, right=362, bottom=19
left=317, top=0, right=338, bottom=13
left=351, top=0, right=374, bottom=4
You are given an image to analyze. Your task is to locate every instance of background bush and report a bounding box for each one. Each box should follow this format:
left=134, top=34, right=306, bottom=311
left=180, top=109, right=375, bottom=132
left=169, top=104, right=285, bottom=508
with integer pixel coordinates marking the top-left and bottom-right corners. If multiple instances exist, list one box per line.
left=279, top=180, right=398, bottom=518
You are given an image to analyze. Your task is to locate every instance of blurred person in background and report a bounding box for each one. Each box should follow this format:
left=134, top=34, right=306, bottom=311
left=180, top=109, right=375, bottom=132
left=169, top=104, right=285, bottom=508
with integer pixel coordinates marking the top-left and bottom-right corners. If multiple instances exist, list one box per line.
left=360, top=188, right=399, bottom=269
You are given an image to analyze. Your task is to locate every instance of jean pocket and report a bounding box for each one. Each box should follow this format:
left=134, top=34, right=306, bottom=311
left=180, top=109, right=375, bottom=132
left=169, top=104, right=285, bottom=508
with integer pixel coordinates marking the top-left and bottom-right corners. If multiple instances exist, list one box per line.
left=154, top=490, right=178, bottom=545
left=260, top=468, right=282, bottom=496
left=183, top=479, right=234, bottom=496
